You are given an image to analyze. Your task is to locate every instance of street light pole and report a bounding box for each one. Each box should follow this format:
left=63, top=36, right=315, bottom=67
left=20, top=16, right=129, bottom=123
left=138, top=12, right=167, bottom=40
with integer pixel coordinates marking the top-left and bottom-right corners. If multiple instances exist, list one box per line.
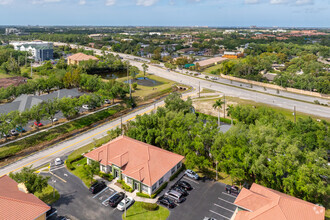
left=199, top=81, right=200, bottom=98
left=223, top=94, right=226, bottom=119
left=53, top=179, right=56, bottom=198
left=294, top=106, right=296, bottom=123
left=124, top=192, right=127, bottom=218
left=216, top=161, right=218, bottom=181
left=127, top=62, right=131, bottom=100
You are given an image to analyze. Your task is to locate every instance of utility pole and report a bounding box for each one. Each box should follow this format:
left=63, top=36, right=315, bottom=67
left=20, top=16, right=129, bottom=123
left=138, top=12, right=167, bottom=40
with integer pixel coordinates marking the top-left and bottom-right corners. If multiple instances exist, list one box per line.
left=199, top=81, right=200, bottom=98
left=124, top=192, right=127, bottom=218
left=120, top=117, right=123, bottom=135
left=127, top=62, right=132, bottom=100
left=223, top=94, right=226, bottom=119
left=216, top=161, right=218, bottom=181
left=293, top=106, right=296, bottom=123
left=53, top=179, right=56, bottom=198
left=30, top=61, right=33, bottom=77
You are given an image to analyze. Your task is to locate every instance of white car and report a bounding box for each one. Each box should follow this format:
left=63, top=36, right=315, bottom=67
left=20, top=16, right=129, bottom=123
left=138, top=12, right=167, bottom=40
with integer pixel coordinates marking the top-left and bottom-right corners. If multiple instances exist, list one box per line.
left=104, top=99, right=111, bottom=104
left=117, top=197, right=134, bottom=211
left=54, top=158, right=63, bottom=166
left=185, top=169, right=199, bottom=180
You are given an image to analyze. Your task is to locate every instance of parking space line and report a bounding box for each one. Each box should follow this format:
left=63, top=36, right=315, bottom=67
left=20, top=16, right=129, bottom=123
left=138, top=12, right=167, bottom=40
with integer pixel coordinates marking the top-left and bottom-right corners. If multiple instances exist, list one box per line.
left=221, top=192, right=237, bottom=199
left=93, top=187, right=109, bottom=198
left=209, top=210, right=230, bottom=219
left=50, top=165, right=65, bottom=172
left=218, top=197, right=236, bottom=205
left=102, top=192, right=118, bottom=206
left=49, top=171, right=67, bottom=183
left=214, top=203, right=235, bottom=213
left=182, top=176, right=199, bottom=184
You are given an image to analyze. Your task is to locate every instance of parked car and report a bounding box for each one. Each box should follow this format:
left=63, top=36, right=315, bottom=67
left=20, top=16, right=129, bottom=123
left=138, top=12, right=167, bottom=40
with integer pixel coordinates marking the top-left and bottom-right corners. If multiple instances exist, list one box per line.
left=172, top=186, right=188, bottom=196
left=157, top=196, right=175, bottom=208
left=203, top=217, right=217, bottom=220
left=109, top=192, right=125, bottom=207
left=89, top=181, right=107, bottom=194
left=225, top=185, right=240, bottom=196
left=54, top=158, right=63, bottom=166
left=49, top=117, right=58, bottom=122
left=2, top=133, right=11, bottom=138
left=185, top=169, right=199, bottom=180
left=104, top=99, right=111, bottom=104
left=16, top=126, right=26, bottom=133
left=10, top=129, right=19, bottom=136
left=165, top=190, right=185, bottom=203
left=82, top=104, right=93, bottom=110
left=117, top=197, right=134, bottom=211
left=176, top=181, right=192, bottom=191
left=34, top=121, right=43, bottom=127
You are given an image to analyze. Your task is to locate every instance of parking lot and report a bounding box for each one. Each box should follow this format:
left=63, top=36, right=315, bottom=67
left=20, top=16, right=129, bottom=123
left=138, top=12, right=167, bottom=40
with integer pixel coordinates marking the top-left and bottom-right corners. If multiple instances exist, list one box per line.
left=162, top=173, right=237, bottom=220
left=41, top=158, right=123, bottom=220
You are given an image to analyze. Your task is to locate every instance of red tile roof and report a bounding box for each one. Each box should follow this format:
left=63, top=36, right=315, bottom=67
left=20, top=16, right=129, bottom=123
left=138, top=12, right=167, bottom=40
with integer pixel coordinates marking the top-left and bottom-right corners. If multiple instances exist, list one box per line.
left=0, top=175, right=50, bottom=220
left=234, top=183, right=325, bottom=220
left=67, top=52, right=98, bottom=61
left=84, top=136, right=184, bottom=187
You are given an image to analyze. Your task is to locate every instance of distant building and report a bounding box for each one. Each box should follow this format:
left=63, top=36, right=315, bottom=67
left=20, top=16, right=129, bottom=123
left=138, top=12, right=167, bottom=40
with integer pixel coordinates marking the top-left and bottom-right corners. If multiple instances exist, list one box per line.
left=0, top=175, right=50, bottom=220
left=5, top=28, right=19, bottom=35
left=88, top=34, right=108, bottom=40
left=223, top=51, right=244, bottom=59
left=194, top=57, right=228, bottom=69
left=67, top=53, right=98, bottom=65
left=10, top=41, right=53, bottom=61
left=232, top=183, right=325, bottom=220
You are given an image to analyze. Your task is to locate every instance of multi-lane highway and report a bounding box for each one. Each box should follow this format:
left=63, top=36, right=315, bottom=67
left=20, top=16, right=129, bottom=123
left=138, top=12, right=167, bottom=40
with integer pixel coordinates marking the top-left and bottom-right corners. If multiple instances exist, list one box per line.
left=1, top=43, right=329, bottom=176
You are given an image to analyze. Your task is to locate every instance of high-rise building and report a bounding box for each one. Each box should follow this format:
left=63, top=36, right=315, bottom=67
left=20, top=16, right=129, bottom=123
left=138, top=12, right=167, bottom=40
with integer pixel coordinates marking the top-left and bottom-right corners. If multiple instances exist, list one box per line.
left=10, top=41, right=53, bottom=61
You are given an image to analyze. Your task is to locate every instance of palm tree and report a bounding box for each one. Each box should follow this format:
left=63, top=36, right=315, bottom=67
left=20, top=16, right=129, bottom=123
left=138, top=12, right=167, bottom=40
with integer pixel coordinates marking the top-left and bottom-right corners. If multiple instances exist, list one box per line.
left=213, top=98, right=224, bottom=128
left=226, top=104, right=234, bottom=125
left=142, top=63, right=149, bottom=79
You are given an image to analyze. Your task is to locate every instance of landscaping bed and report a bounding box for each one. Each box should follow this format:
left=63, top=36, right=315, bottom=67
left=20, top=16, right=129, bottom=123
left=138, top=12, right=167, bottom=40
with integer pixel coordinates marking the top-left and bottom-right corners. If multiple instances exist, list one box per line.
left=34, top=184, right=60, bottom=204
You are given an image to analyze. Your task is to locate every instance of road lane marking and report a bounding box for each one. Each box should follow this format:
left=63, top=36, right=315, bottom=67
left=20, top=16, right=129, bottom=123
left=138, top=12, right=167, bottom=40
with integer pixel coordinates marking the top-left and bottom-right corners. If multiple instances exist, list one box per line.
left=1, top=92, right=195, bottom=176
left=209, top=210, right=230, bottom=219
left=214, top=203, right=235, bottom=213
left=50, top=171, right=67, bottom=183
left=218, top=197, right=236, bottom=205
left=93, top=187, right=109, bottom=198
left=102, top=192, right=118, bottom=206
left=221, top=192, right=237, bottom=199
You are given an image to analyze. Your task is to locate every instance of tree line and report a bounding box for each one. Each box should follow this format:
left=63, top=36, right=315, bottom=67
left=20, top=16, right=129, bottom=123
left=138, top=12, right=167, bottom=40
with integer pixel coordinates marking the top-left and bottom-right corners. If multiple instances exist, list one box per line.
left=123, top=93, right=329, bottom=206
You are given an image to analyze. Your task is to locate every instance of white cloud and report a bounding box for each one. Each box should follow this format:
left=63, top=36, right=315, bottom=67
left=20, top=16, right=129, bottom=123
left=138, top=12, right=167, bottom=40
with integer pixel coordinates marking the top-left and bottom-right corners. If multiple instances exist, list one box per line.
left=270, top=0, right=288, bottom=4
left=0, top=0, right=13, bottom=5
left=31, top=0, right=61, bottom=4
left=295, top=0, right=313, bottom=5
left=78, top=0, right=86, bottom=5
left=136, top=0, right=159, bottom=6
left=105, top=0, right=116, bottom=6
left=245, top=0, right=260, bottom=4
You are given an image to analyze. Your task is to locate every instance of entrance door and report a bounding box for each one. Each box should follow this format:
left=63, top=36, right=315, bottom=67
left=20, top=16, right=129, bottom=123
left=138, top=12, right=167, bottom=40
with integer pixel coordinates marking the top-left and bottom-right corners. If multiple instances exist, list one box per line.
left=115, top=170, right=119, bottom=178
left=134, top=182, right=139, bottom=191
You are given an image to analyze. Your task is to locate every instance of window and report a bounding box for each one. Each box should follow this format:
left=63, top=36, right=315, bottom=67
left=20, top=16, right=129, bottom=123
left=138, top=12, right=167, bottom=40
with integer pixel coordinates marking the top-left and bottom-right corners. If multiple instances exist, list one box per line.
left=109, top=166, right=112, bottom=173
left=142, top=184, right=148, bottom=193
left=152, top=184, right=157, bottom=192
left=171, top=167, right=176, bottom=175
left=177, top=162, right=181, bottom=169
left=127, top=178, right=133, bottom=185
left=159, top=177, right=164, bottom=185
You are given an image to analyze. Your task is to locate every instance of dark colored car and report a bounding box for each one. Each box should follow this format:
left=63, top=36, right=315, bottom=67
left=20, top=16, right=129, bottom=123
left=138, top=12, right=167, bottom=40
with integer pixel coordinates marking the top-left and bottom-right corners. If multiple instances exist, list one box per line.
left=158, top=196, right=175, bottom=208
left=89, top=181, right=106, bottom=194
left=177, top=181, right=193, bottom=191
left=225, top=185, right=240, bottom=196
left=109, top=192, right=125, bottom=207
left=172, top=186, right=188, bottom=196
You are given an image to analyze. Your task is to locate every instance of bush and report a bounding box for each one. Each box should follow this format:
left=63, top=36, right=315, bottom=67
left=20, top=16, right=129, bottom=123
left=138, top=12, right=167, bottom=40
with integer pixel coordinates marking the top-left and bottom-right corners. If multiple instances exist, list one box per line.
left=142, top=202, right=159, bottom=211
left=99, top=172, right=114, bottom=182
left=117, top=180, right=133, bottom=193
left=170, top=165, right=185, bottom=181
left=66, top=155, right=84, bottom=171
left=137, top=192, right=151, bottom=198
left=151, top=182, right=168, bottom=198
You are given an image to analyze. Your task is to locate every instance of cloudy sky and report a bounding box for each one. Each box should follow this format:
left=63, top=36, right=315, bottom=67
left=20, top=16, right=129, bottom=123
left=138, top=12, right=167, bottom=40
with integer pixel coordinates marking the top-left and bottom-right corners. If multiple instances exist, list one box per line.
left=0, top=0, right=329, bottom=27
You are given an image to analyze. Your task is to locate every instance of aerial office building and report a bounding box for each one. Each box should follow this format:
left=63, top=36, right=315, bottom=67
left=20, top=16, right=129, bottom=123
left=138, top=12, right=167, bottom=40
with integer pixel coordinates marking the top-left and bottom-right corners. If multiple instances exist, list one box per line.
left=10, top=41, right=54, bottom=61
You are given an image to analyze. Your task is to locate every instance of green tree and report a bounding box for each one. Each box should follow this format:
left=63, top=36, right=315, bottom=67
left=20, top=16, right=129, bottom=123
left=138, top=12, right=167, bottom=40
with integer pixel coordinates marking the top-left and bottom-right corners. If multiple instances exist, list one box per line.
left=142, top=63, right=149, bottom=79
left=129, top=66, right=139, bottom=79
left=9, top=167, right=49, bottom=194
left=83, top=160, right=100, bottom=185
left=28, top=104, right=45, bottom=129
left=59, top=97, right=81, bottom=119
left=42, top=98, right=60, bottom=125
left=213, top=98, right=224, bottom=127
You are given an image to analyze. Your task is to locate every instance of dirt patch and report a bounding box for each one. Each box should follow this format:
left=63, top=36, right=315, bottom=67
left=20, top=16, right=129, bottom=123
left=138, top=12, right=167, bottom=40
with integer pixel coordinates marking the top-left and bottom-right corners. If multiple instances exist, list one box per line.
left=193, top=98, right=237, bottom=119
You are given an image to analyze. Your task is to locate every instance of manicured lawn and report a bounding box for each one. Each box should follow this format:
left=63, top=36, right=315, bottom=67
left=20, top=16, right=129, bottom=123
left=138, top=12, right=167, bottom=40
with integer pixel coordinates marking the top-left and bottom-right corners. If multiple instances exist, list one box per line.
left=201, top=88, right=217, bottom=94
left=122, top=202, right=170, bottom=220
left=204, top=64, right=222, bottom=74
left=196, top=168, right=233, bottom=186
left=116, top=73, right=175, bottom=100
left=69, top=157, right=92, bottom=187
left=34, top=184, right=60, bottom=204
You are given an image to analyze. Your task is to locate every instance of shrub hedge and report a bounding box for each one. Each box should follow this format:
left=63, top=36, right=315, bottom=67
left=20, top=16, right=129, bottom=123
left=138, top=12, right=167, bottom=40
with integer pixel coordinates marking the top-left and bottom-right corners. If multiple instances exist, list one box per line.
left=142, top=202, right=159, bottom=211
left=66, top=155, right=84, bottom=171
left=151, top=182, right=168, bottom=198
left=136, top=192, right=151, bottom=198
left=117, top=180, right=133, bottom=193
left=99, top=172, right=114, bottom=182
